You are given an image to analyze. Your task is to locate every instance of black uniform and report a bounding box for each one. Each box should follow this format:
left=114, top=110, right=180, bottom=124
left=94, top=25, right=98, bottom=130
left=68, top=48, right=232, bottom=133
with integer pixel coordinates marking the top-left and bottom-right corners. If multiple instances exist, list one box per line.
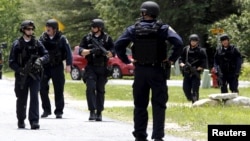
left=79, top=31, right=114, bottom=119
left=214, top=45, right=242, bottom=93
left=115, top=18, right=183, bottom=139
left=9, top=36, right=49, bottom=128
left=179, top=45, right=207, bottom=102
left=39, top=31, right=72, bottom=117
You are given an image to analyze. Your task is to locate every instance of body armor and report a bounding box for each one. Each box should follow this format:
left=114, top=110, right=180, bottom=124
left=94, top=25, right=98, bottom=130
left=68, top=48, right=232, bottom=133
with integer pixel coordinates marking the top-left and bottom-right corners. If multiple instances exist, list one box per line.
left=217, top=46, right=236, bottom=73
left=41, top=33, right=64, bottom=66
left=85, top=33, right=109, bottom=66
left=17, top=37, right=40, bottom=73
left=132, top=21, right=166, bottom=64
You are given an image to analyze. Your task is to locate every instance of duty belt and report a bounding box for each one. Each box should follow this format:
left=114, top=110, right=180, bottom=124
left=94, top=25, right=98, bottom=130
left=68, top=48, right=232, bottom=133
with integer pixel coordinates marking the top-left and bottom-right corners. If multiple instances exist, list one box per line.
left=134, top=62, right=161, bottom=67
left=90, top=62, right=106, bottom=67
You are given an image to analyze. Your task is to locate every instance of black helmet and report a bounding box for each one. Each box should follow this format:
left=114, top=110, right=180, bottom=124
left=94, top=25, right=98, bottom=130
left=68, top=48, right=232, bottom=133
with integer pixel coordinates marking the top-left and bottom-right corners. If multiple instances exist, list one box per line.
left=46, top=19, right=59, bottom=30
left=91, top=19, right=104, bottom=29
left=140, top=1, right=160, bottom=18
left=20, top=20, right=35, bottom=32
left=220, top=34, right=230, bottom=41
left=189, top=34, right=199, bottom=41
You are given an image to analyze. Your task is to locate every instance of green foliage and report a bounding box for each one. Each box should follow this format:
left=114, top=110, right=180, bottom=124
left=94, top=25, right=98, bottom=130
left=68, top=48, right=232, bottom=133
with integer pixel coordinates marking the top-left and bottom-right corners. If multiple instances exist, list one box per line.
left=19, top=0, right=99, bottom=48
left=94, top=0, right=241, bottom=43
left=239, top=63, right=250, bottom=81
left=207, top=0, right=250, bottom=60
left=0, top=0, right=21, bottom=71
left=94, top=0, right=142, bottom=40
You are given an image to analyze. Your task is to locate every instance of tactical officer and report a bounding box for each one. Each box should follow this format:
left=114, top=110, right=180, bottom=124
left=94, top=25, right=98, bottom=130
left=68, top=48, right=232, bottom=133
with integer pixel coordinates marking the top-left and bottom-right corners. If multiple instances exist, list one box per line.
left=39, top=19, right=72, bottom=118
left=78, top=18, right=114, bottom=121
left=9, top=20, right=49, bottom=129
left=115, top=1, right=183, bottom=141
left=214, top=34, right=242, bottom=93
left=179, top=34, right=208, bottom=103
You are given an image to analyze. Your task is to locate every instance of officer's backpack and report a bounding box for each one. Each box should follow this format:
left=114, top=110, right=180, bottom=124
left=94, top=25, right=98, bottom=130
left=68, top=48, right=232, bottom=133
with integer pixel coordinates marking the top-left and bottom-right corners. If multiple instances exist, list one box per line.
left=132, top=20, right=166, bottom=64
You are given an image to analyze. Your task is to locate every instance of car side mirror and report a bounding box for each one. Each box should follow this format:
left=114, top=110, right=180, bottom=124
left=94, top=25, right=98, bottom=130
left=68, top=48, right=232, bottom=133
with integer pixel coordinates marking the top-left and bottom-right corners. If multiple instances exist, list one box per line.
left=0, top=42, right=7, bottom=49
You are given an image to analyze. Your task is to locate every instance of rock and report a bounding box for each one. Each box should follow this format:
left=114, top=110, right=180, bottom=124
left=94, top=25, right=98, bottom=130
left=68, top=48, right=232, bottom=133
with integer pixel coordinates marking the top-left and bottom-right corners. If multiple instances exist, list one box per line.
left=208, top=93, right=238, bottom=100
left=192, top=98, right=221, bottom=107
left=225, top=96, right=250, bottom=106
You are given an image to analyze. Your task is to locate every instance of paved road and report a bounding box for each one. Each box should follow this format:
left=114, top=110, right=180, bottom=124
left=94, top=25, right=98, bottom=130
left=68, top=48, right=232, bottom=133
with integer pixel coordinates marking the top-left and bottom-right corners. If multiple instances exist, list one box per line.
left=0, top=79, right=191, bottom=141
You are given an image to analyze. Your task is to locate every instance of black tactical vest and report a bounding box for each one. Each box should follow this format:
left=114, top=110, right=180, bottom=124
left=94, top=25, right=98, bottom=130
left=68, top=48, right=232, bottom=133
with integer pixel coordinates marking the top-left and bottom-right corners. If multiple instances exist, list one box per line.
left=217, top=46, right=236, bottom=72
left=85, top=32, right=109, bottom=66
left=18, top=37, right=39, bottom=67
left=41, top=32, right=64, bottom=66
left=132, top=20, right=164, bottom=64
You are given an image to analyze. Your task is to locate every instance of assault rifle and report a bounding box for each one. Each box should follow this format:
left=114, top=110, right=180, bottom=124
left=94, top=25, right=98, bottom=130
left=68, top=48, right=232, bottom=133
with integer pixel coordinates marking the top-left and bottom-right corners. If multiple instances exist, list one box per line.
left=91, top=38, right=109, bottom=56
left=216, top=66, right=223, bottom=86
left=19, top=55, right=38, bottom=89
left=184, top=59, right=200, bottom=78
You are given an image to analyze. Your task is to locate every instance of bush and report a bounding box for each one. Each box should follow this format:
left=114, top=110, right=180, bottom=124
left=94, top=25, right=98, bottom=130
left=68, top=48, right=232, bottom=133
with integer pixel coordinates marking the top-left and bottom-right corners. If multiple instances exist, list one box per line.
left=239, top=62, right=250, bottom=81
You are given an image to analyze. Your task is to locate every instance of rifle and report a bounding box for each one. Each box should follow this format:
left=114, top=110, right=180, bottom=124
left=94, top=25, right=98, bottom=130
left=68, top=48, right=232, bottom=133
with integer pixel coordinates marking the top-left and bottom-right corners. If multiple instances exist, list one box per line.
left=183, top=59, right=200, bottom=78
left=216, top=66, right=223, bottom=86
left=19, top=55, right=38, bottom=89
left=91, top=38, right=109, bottom=56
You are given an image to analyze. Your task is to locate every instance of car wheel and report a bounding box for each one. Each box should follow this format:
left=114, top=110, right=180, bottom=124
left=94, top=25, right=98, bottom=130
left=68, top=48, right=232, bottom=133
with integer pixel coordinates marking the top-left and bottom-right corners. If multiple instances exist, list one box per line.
left=70, top=66, right=81, bottom=80
left=0, top=72, right=2, bottom=79
left=112, top=66, right=122, bottom=79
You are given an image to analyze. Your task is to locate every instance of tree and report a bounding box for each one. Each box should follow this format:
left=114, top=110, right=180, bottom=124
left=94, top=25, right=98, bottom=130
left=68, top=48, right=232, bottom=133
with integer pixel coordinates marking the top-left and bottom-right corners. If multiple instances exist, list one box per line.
left=95, top=0, right=241, bottom=43
left=0, top=0, right=21, bottom=71
left=19, top=0, right=99, bottom=47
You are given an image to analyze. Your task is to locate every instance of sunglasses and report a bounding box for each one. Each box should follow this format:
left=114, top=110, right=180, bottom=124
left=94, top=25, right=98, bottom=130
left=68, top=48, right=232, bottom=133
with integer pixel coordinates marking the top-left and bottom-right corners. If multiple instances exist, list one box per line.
left=25, top=28, right=34, bottom=31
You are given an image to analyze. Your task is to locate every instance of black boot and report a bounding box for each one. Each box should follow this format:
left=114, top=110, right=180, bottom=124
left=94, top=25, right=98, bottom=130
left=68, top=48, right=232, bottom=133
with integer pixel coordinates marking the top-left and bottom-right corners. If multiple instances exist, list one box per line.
left=96, top=111, right=102, bottom=121
left=89, top=111, right=96, bottom=121
left=30, top=122, right=40, bottom=130
left=18, top=120, right=25, bottom=129
left=41, top=111, right=51, bottom=118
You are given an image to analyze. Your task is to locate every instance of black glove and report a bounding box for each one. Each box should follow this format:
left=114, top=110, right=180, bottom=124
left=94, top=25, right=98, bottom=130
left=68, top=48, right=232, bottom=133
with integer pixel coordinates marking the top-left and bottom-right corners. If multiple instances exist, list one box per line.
left=17, top=68, right=25, bottom=76
left=90, top=48, right=101, bottom=54
left=88, top=44, right=94, bottom=48
left=34, top=58, right=42, bottom=69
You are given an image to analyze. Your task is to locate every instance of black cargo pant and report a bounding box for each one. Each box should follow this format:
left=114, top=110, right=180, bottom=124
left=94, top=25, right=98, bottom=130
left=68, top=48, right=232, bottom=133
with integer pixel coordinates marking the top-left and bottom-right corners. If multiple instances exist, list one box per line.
left=182, top=73, right=201, bottom=101
left=15, top=74, right=40, bottom=124
left=220, top=73, right=239, bottom=93
left=40, top=63, right=65, bottom=115
left=132, top=64, right=168, bottom=140
left=84, top=65, right=108, bottom=112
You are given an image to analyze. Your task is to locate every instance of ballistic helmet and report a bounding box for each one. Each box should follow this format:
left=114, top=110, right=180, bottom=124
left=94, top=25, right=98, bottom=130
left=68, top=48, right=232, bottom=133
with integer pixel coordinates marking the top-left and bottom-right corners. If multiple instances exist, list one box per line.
left=20, top=20, right=35, bottom=32
left=91, top=19, right=104, bottom=29
left=189, top=34, right=199, bottom=41
left=46, top=19, right=59, bottom=30
left=140, top=1, right=160, bottom=18
left=220, top=34, right=230, bottom=41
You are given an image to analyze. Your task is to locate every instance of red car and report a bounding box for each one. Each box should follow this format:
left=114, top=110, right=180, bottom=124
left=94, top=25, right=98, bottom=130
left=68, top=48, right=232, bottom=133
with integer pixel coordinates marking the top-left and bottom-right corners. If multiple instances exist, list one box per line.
left=70, top=46, right=134, bottom=80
